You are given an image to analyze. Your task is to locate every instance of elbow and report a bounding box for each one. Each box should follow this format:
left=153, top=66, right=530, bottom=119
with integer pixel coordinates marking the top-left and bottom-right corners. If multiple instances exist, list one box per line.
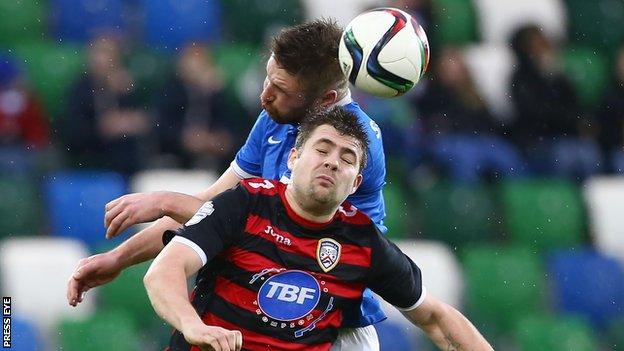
left=143, top=267, right=159, bottom=297
left=411, top=296, right=453, bottom=330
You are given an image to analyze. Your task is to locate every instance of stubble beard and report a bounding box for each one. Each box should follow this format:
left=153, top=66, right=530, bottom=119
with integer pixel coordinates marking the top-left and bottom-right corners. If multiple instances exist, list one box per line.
left=266, top=99, right=322, bottom=125
left=294, top=181, right=338, bottom=216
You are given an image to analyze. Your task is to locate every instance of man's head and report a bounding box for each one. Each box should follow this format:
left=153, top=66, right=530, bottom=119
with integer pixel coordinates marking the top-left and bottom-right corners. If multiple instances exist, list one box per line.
left=260, top=19, right=349, bottom=124
left=287, top=107, right=369, bottom=214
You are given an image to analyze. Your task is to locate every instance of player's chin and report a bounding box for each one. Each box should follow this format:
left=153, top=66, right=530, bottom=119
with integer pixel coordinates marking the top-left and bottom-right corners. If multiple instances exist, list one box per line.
left=311, top=188, right=336, bottom=203
left=266, top=109, right=286, bottom=123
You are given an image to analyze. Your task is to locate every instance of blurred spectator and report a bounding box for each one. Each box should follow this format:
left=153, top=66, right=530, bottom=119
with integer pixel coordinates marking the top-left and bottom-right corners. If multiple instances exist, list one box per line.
left=155, top=43, right=244, bottom=171
left=64, top=35, right=151, bottom=176
left=0, top=55, right=50, bottom=175
left=413, top=46, right=524, bottom=182
left=509, top=24, right=602, bottom=179
left=0, top=55, right=49, bottom=149
left=597, top=45, right=624, bottom=173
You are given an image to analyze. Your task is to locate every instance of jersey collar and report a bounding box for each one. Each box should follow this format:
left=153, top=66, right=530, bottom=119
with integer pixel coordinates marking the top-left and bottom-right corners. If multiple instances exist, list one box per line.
left=278, top=182, right=337, bottom=229
left=331, top=89, right=353, bottom=107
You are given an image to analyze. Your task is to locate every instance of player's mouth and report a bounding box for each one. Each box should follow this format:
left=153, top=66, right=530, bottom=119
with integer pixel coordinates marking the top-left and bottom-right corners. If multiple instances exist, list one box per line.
left=316, top=174, right=334, bottom=185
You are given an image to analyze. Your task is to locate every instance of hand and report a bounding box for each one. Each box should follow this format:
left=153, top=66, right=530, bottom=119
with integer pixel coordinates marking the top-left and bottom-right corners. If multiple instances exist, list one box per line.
left=67, top=252, right=122, bottom=306
left=104, top=192, right=166, bottom=239
left=183, top=323, right=243, bottom=351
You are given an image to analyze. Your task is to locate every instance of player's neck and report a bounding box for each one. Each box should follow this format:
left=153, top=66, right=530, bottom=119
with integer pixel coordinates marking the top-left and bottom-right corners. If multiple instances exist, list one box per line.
left=284, top=186, right=337, bottom=224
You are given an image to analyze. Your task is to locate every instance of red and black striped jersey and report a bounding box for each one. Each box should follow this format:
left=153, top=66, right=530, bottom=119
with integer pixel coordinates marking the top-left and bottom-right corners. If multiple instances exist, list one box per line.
left=163, top=178, right=424, bottom=351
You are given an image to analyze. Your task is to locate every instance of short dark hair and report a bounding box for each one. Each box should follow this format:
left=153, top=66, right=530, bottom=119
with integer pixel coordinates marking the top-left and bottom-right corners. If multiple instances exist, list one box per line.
left=272, top=18, right=348, bottom=97
left=295, top=106, right=369, bottom=172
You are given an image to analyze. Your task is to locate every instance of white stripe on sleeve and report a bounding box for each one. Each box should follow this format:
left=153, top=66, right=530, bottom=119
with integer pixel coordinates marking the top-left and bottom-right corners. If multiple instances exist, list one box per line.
left=395, top=286, right=428, bottom=312
left=231, top=160, right=257, bottom=179
left=171, top=235, right=208, bottom=266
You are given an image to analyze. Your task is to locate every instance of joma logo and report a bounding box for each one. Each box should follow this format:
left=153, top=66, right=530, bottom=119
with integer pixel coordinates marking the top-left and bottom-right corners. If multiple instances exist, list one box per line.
left=264, top=226, right=292, bottom=246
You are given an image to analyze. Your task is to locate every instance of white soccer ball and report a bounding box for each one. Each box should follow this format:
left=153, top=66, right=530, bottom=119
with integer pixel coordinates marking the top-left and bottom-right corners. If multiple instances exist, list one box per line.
left=339, top=7, right=430, bottom=98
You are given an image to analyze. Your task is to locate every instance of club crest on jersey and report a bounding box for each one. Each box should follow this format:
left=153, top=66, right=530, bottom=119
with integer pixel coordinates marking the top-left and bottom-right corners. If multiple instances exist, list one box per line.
left=317, top=238, right=341, bottom=272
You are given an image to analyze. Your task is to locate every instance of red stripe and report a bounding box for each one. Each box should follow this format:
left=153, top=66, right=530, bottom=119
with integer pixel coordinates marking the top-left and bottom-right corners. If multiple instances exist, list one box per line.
left=226, top=247, right=365, bottom=299
left=245, top=214, right=372, bottom=268
left=336, top=201, right=373, bottom=226
left=212, top=276, right=343, bottom=330
left=241, top=178, right=281, bottom=196
left=198, top=313, right=333, bottom=351
left=213, top=276, right=259, bottom=314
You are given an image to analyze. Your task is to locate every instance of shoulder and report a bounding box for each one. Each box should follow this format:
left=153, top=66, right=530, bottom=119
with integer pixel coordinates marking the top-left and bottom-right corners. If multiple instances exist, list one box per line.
left=344, top=102, right=386, bottom=181
left=336, top=201, right=374, bottom=227
left=344, top=102, right=383, bottom=147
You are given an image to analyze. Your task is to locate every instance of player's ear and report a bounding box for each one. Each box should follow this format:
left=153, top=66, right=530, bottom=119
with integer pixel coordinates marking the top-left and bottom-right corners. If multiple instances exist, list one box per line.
left=350, top=174, right=363, bottom=195
left=287, top=148, right=299, bottom=171
left=319, top=89, right=338, bottom=108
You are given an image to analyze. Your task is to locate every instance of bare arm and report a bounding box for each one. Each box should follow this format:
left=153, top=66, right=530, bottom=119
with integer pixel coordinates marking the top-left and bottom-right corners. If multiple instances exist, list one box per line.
left=105, top=166, right=242, bottom=239
left=403, top=295, right=493, bottom=351
left=107, top=165, right=242, bottom=266
left=144, top=242, right=242, bottom=351
left=67, top=166, right=242, bottom=306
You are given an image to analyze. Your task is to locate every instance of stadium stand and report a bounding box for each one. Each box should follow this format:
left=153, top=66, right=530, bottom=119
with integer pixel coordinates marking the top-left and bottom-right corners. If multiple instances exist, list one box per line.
left=44, top=171, right=127, bottom=248
left=2, top=0, right=623, bottom=349
left=0, top=238, right=94, bottom=338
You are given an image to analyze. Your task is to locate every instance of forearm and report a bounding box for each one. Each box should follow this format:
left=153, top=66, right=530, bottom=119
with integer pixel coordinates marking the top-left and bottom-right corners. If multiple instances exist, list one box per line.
left=144, top=262, right=203, bottom=332
left=162, top=166, right=242, bottom=223
left=105, top=166, right=241, bottom=270
left=160, top=192, right=207, bottom=224
left=405, top=301, right=493, bottom=351
left=425, top=307, right=491, bottom=350
left=109, top=191, right=217, bottom=268
left=110, top=216, right=181, bottom=269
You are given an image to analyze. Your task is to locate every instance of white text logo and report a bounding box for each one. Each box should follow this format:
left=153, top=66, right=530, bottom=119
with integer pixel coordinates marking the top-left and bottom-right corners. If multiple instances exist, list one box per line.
left=263, top=225, right=292, bottom=246
left=265, top=282, right=316, bottom=304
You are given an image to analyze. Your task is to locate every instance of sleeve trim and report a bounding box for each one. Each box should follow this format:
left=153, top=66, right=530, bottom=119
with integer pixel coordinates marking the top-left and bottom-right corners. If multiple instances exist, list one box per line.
left=395, top=286, right=428, bottom=312
left=171, top=235, right=207, bottom=266
left=231, top=160, right=257, bottom=179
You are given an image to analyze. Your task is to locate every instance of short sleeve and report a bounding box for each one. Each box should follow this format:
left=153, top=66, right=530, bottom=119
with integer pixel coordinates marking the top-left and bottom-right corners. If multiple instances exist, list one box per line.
left=233, top=112, right=269, bottom=178
left=367, top=230, right=425, bottom=311
left=163, top=184, right=250, bottom=266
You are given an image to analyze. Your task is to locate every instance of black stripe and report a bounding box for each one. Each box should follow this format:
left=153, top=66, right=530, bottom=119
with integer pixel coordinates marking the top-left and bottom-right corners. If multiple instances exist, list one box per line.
left=249, top=194, right=378, bottom=248
left=214, top=258, right=362, bottom=309
left=342, top=29, right=364, bottom=85
left=236, top=238, right=370, bottom=283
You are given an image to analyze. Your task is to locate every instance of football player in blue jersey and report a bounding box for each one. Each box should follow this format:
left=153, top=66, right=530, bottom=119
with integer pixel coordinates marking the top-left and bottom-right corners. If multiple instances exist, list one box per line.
left=69, top=19, right=387, bottom=350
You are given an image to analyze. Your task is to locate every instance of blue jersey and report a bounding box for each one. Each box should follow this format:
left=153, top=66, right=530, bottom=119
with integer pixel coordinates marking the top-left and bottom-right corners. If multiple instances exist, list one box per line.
left=234, top=102, right=387, bottom=233
left=233, top=95, right=388, bottom=327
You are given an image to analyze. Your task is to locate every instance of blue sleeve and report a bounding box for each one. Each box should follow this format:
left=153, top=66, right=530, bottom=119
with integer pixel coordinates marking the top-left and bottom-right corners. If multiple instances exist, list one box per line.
left=234, top=111, right=269, bottom=177
left=347, top=118, right=387, bottom=232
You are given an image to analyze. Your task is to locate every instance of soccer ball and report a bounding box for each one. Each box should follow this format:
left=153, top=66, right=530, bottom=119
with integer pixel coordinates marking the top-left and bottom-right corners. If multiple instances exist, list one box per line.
left=338, top=7, right=430, bottom=98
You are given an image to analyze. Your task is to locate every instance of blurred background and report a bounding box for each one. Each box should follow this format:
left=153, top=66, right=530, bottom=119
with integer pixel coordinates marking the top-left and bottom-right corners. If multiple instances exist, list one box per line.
left=0, top=0, right=623, bottom=350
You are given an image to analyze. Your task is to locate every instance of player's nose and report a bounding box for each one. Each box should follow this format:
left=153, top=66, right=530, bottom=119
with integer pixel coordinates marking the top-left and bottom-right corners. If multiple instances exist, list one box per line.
left=324, top=158, right=339, bottom=170
left=260, top=88, right=275, bottom=104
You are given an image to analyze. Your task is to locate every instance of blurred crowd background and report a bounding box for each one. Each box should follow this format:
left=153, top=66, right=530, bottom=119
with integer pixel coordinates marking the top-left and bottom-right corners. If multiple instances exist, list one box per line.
left=1, top=0, right=624, bottom=350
